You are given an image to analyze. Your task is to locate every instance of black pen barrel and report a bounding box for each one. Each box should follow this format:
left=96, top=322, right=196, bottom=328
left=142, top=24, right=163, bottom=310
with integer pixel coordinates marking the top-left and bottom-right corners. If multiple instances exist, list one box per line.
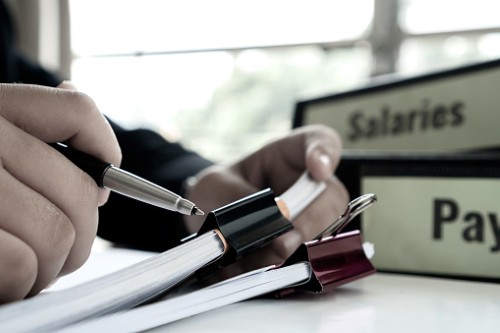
left=49, top=142, right=111, bottom=187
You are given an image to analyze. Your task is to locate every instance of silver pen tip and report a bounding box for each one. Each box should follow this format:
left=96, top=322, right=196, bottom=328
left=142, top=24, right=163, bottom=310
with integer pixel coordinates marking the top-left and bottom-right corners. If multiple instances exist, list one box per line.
left=192, top=206, right=205, bottom=216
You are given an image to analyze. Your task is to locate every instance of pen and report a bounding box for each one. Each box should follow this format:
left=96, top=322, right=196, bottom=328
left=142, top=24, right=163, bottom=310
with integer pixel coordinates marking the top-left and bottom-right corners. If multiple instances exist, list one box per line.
left=50, top=142, right=204, bottom=216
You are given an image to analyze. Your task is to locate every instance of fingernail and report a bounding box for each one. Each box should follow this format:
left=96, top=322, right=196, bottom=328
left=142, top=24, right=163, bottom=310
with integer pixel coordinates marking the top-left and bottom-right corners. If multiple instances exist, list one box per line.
left=319, top=154, right=331, bottom=167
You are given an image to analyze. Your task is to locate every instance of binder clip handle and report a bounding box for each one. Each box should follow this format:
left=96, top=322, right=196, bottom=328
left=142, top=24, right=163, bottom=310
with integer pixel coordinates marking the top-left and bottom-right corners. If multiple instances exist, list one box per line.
left=315, top=193, right=377, bottom=239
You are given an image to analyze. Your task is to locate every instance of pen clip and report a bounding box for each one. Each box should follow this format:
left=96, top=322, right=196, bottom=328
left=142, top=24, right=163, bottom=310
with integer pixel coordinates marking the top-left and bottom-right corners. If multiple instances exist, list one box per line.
left=315, top=193, right=377, bottom=240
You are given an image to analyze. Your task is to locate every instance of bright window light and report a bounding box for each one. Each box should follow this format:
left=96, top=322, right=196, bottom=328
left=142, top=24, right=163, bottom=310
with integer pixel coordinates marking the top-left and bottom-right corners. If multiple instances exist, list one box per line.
left=69, top=0, right=373, bottom=161
left=400, top=0, right=500, bottom=34
left=70, top=0, right=373, bottom=55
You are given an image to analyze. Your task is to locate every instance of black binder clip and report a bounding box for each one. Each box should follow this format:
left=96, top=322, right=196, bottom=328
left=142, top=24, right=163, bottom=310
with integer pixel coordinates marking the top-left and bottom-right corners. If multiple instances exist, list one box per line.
left=195, top=188, right=293, bottom=267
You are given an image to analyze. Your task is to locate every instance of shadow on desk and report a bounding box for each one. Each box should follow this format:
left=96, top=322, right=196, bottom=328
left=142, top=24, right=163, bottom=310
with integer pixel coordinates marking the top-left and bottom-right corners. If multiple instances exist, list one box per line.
left=147, top=272, right=499, bottom=333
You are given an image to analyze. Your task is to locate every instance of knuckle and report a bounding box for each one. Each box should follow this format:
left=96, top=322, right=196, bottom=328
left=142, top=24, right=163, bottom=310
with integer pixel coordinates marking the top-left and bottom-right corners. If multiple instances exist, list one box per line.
left=81, top=174, right=101, bottom=206
left=53, top=214, right=77, bottom=254
left=39, top=203, right=76, bottom=260
left=75, top=175, right=102, bottom=216
left=60, top=89, right=100, bottom=119
left=59, top=190, right=98, bottom=274
left=63, top=243, right=92, bottom=274
left=0, top=237, right=38, bottom=303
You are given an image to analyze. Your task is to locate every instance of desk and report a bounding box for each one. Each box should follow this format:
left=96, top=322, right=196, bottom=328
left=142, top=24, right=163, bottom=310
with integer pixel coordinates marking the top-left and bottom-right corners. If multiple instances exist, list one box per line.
left=50, top=245, right=500, bottom=333
left=150, top=274, right=499, bottom=333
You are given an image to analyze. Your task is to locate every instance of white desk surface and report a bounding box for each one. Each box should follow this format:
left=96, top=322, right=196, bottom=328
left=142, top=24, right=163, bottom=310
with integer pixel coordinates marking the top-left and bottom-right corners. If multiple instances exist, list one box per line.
left=50, top=243, right=500, bottom=333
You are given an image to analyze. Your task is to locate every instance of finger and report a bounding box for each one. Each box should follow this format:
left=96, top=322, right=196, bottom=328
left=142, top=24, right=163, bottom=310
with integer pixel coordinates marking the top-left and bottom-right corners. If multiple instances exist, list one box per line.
left=0, top=83, right=121, bottom=205
left=272, top=176, right=349, bottom=258
left=0, top=117, right=99, bottom=277
left=0, top=83, right=121, bottom=166
left=0, top=167, right=75, bottom=296
left=245, top=125, right=342, bottom=194
left=0, top=229, right=37, bottom=303
left=304, top=125, right=342, bottom=181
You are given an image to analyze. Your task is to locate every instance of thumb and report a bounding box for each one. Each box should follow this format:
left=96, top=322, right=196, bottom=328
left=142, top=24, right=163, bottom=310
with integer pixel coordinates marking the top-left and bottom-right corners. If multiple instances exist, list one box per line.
left=57, top=81, right=78, bottom=91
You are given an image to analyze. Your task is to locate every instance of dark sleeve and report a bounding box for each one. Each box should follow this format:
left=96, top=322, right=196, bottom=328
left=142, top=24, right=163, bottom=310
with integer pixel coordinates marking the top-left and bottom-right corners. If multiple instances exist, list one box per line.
left=97, top=120, right=214, bottom=252
left=12, top=51, right=64, bottom=86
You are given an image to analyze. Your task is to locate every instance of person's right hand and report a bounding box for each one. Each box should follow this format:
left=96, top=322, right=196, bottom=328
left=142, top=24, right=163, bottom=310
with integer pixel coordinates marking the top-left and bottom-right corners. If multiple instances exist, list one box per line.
left=0, top=82, right=121, bottom=304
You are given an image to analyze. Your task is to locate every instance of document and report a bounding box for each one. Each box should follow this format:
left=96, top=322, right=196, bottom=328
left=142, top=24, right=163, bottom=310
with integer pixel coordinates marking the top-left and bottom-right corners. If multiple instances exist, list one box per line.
left=0, top=231, right=225, bottom=333
left=0, top=172, right=327, bottom=333
left=56, top=263, right=312, bottom=333
left=57, top=230, right=376, bottom=333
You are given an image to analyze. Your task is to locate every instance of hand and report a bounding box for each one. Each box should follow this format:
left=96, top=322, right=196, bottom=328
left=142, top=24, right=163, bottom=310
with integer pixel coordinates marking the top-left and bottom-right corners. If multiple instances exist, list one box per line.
left=0, top=83, right=121, bottom=303
left=184, top=124, right=349, bottom=277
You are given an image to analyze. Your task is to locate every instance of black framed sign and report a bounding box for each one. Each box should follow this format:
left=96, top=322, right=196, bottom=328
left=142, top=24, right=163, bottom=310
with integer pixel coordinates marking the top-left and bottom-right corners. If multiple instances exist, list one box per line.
left=293, top=58, right=500, bottom=152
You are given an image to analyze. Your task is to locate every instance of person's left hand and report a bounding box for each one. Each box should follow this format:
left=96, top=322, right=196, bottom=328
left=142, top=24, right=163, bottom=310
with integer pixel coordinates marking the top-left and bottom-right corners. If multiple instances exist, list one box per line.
left=184, top=124, right=349, bottom=277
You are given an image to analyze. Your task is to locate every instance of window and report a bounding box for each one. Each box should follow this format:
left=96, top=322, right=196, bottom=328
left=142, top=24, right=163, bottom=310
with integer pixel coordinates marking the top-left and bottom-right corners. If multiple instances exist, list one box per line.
left=69, top=0, right=500, bottom=162
left=398, top=0, right=500, bottom=74
left=69, top=0, right=372, bottom=161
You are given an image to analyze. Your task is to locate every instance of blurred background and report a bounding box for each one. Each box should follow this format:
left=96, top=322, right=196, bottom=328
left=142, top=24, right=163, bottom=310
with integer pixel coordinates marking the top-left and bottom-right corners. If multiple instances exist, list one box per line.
left=6, top=0, right=500, bottom=162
